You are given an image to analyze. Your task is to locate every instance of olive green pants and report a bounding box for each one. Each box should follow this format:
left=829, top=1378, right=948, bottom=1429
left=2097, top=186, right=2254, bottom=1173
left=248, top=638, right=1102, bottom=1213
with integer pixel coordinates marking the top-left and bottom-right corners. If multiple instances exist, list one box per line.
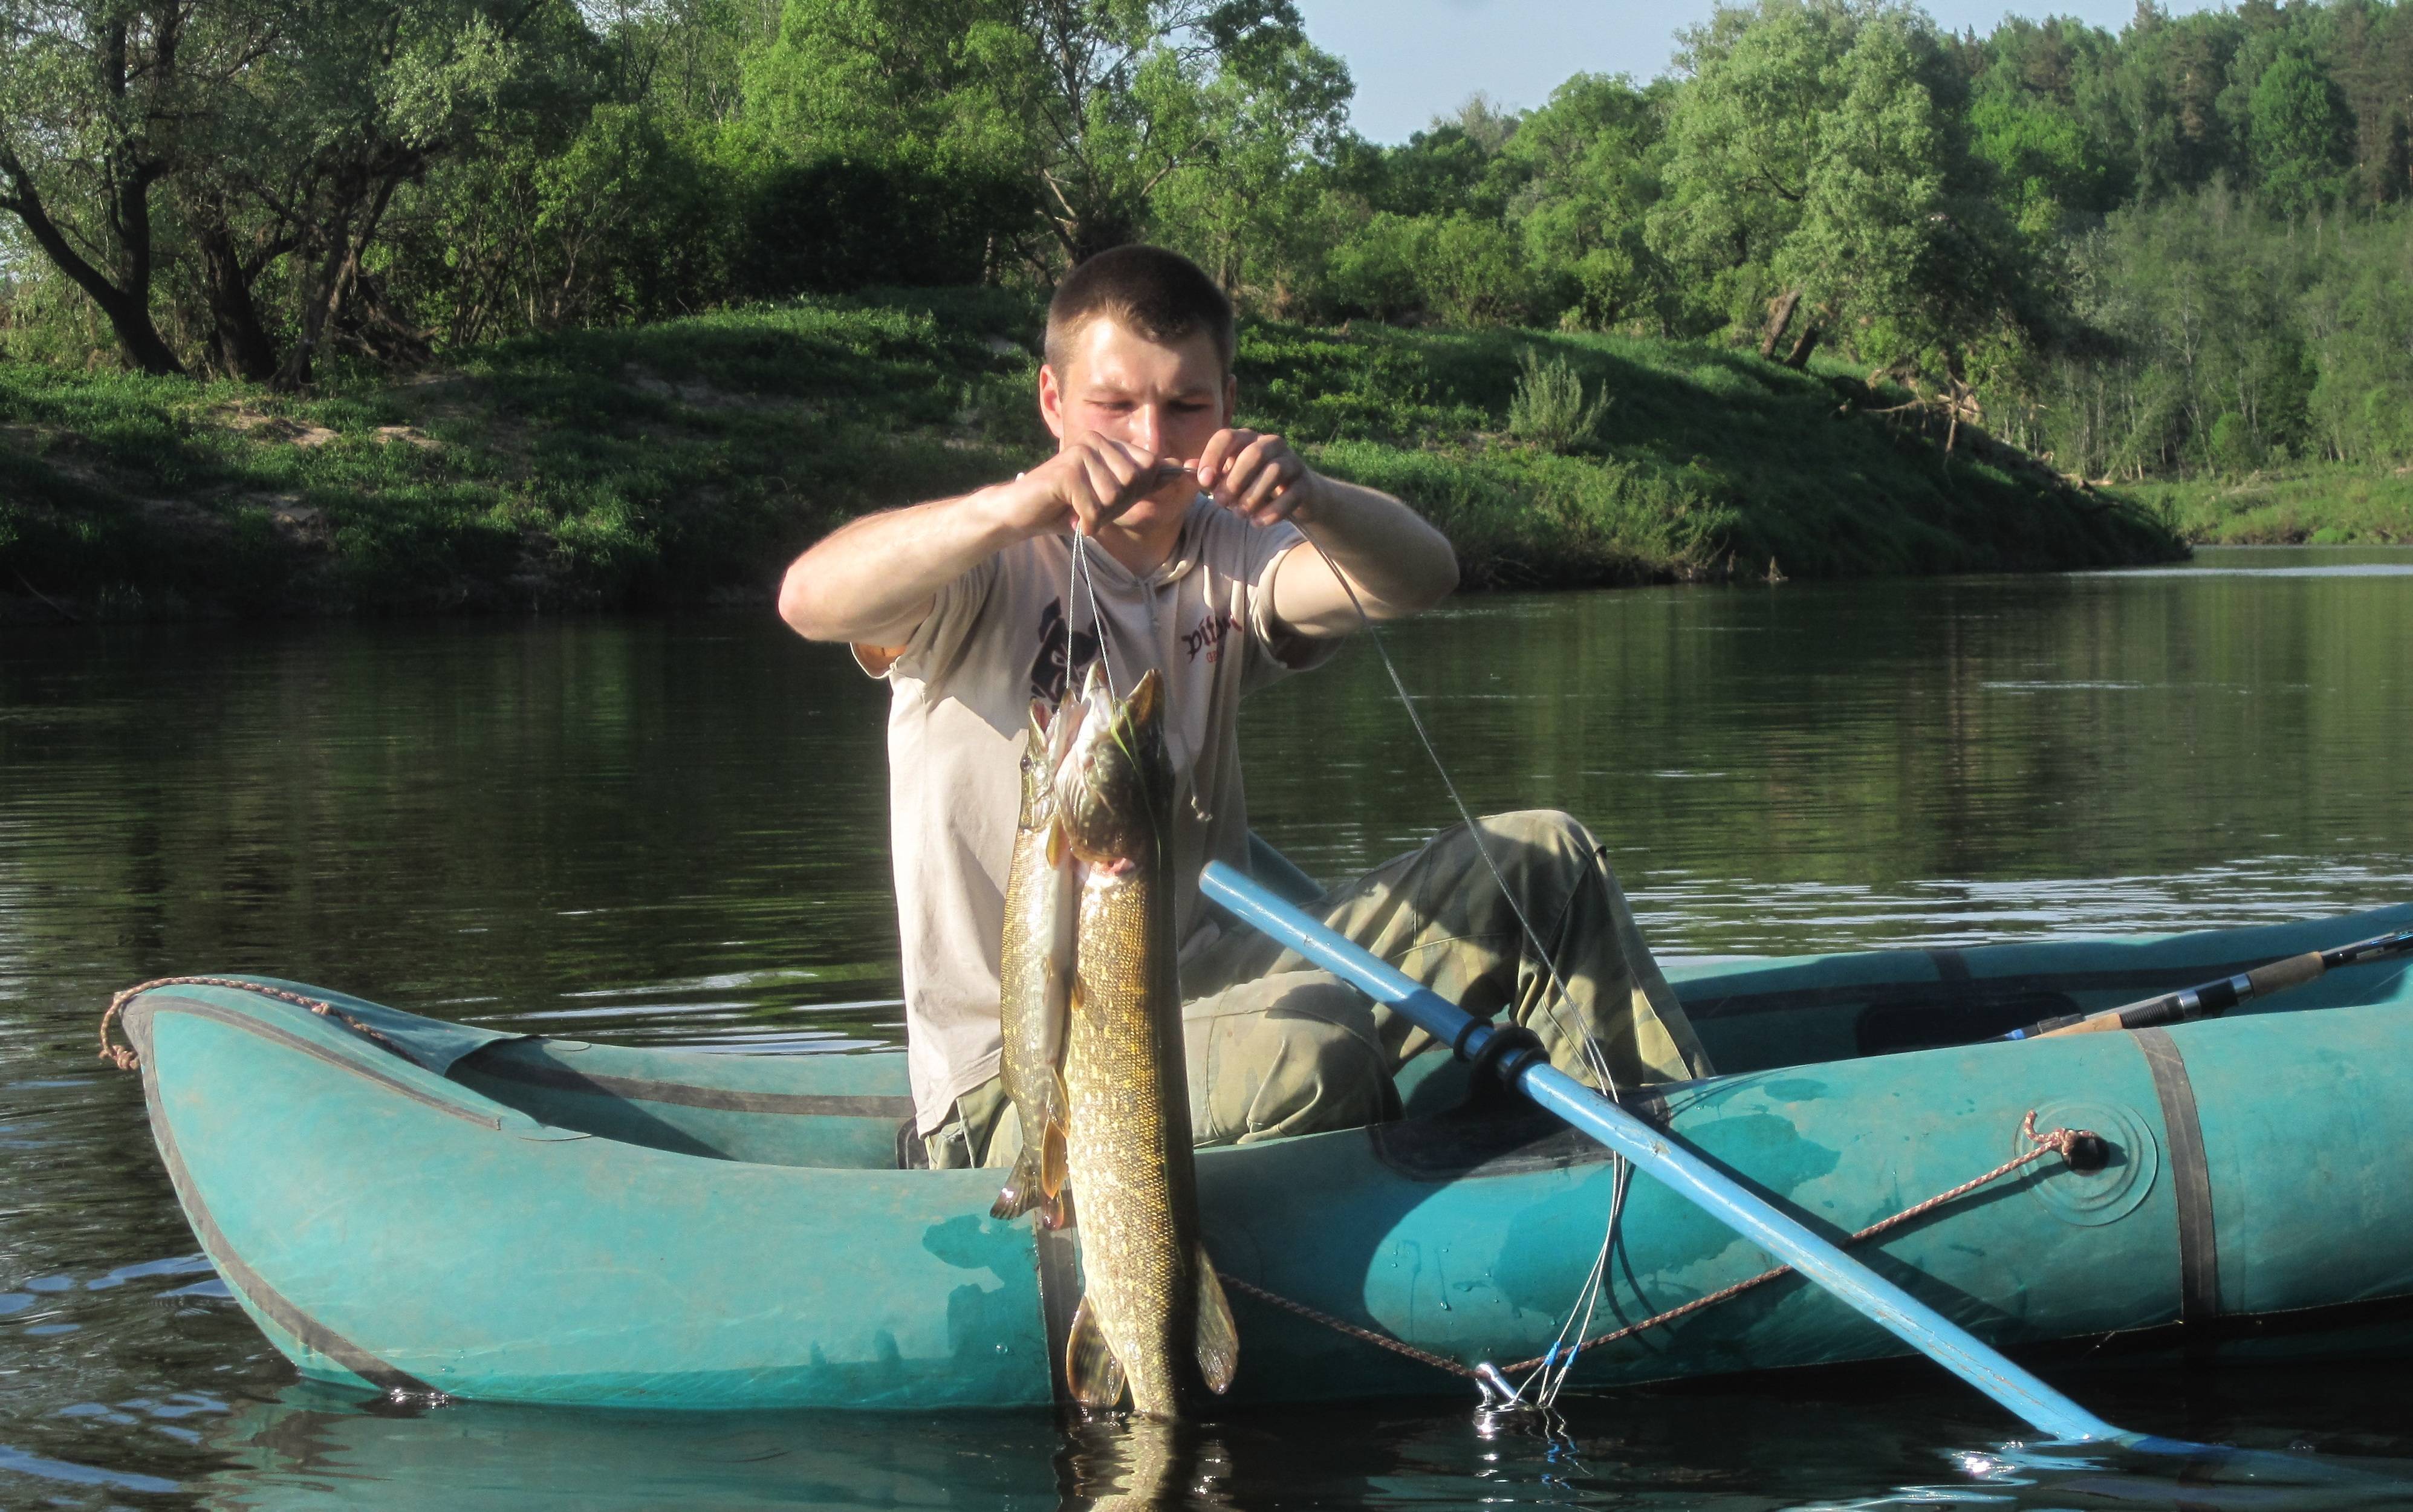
left=924, top=810, right=1712, bottom=1167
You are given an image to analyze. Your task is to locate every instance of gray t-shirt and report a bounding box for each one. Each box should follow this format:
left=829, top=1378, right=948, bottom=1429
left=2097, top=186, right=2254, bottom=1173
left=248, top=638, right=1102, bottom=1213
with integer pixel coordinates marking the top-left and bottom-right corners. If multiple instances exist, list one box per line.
left=861, top=498, right=1326, bottom=1132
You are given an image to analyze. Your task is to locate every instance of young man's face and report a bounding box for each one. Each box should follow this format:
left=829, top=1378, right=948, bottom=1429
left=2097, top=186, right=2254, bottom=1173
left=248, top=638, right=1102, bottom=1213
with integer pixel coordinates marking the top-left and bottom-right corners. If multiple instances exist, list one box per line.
left=1039, top=314, right=1237, bottom=530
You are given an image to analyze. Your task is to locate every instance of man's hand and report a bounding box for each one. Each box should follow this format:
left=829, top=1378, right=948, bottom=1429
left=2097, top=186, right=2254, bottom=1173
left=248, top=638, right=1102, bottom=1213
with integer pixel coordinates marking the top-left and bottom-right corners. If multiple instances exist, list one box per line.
left=1000, top=435, right=1181, bottom=539
left=1197, top=428, right=1317, bottom=527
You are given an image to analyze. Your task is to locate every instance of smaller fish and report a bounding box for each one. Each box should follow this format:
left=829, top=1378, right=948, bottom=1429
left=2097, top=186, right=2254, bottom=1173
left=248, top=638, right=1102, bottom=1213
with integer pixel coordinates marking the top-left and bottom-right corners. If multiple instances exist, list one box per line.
left=990, top=698, right=1081, bottom=1224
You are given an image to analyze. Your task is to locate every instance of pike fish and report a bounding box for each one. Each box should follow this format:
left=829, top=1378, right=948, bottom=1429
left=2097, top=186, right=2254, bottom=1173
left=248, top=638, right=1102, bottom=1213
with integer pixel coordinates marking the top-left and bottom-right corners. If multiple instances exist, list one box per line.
left=991, top=698, right=1080, bottom=1224
left=1053, top=664, right=1238, bottom=1417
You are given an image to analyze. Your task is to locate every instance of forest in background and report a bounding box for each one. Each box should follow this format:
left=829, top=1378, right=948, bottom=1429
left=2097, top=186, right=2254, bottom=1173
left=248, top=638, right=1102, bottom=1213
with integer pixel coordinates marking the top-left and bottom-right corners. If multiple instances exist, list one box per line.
left=4, top=0, right=2412, bottom=491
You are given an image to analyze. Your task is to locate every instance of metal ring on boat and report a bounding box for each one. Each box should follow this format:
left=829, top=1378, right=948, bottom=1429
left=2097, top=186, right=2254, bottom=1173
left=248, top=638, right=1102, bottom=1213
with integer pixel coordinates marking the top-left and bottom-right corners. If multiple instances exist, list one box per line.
left=2017, top=1097, right=2160, bottom=1227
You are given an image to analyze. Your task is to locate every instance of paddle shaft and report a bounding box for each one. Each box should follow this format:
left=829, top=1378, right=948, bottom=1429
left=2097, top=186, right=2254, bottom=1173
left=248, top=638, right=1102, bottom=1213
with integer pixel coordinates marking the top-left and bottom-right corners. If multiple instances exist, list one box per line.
left=2004, top=927, right=2413, bottom=1041
left=1199, top=861, right=2126, bottom=1444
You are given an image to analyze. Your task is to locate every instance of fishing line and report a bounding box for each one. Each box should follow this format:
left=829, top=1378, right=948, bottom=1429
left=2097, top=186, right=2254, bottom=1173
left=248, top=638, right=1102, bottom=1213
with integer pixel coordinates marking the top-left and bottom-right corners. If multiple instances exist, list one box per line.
left=1068, top=528, right=1120, bottom=702
left=1290, top=524, right=1618, bottom=1100
left=1289, top=516, right=1632, bottom=1409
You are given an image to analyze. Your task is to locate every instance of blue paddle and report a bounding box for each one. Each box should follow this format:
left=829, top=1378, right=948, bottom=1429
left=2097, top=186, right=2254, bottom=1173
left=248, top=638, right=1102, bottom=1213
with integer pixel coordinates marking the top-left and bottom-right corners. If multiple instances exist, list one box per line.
left=1200, top=860, right=2181, bottom=1448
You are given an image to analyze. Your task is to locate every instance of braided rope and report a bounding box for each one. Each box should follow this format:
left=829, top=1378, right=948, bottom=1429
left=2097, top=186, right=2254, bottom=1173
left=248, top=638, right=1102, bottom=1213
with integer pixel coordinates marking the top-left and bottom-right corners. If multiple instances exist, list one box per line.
left=1221, top=1274, right=1481, bottom=1380
left=1498, top=1111, right=2094, bottom=1372
left=1227, top=1111, right=2097, bottom=1385
left=99, top=976, right=412, bottom=1072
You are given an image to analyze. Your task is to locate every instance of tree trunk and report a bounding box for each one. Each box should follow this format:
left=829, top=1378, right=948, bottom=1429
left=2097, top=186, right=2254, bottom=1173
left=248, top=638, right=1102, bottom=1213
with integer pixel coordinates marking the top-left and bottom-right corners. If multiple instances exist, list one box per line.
left=274, top=170, right=406, bottom=391
left=0, top=154, right=185, bottom=376
left=194, top=206, right=282, bottom=382
left=1757, top=289, right=1802, bottom=360
left=1781, top=318, right=1823, bottom=369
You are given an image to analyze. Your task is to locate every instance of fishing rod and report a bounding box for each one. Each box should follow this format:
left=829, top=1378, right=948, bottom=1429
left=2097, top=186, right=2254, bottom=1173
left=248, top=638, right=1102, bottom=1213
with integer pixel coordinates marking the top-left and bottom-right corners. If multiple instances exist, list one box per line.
left=2000, top=926, right=2413, bottom=1042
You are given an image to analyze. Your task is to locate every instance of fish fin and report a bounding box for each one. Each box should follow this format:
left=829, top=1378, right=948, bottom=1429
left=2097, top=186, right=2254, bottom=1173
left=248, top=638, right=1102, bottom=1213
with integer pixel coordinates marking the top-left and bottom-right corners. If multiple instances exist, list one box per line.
left=1042, top=1186, right=1073, bottom=1231
left=989, top=1147, right=1041, bottom=1221
left=1194, top=1248, right=1239, bottom=1395
left=1039, top=1063, right=1072, bottom=1199
left=1046, top=817, right=1066, bottom=869
left=1039, top=1117, right=1070, bottom=1203
left=1066, top=1294, right=1126, bottom=1408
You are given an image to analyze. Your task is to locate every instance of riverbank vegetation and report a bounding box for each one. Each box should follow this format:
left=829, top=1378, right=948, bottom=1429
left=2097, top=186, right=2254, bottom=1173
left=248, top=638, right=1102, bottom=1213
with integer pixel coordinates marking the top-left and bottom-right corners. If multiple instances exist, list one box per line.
left=7, top=0, right=2409, bottom=612
left=2126, top=466, right=2413, bottom=544
left=0, top=293, right=2173, bottom=617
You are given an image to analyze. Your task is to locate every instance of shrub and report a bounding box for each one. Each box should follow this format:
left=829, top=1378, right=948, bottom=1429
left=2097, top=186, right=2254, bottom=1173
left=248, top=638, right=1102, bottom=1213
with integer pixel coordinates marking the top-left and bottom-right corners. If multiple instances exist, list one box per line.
left=2208, top=411, right=2264, bottom=475
left=1507, top=347, right=1609, bottom=452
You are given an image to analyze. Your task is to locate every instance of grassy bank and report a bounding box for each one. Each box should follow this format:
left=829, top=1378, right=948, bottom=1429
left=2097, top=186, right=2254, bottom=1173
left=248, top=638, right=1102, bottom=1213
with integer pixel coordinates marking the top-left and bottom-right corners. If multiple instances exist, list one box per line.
left=2123, top=467, right=2413, bottom=547
left=1, top=288, right=2179, bottom=621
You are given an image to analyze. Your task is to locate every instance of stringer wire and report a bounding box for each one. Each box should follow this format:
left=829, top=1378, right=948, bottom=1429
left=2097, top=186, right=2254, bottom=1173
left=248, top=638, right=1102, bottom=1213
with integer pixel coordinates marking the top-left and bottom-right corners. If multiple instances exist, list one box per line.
left=1290, top=520, right=1634, bottom=1409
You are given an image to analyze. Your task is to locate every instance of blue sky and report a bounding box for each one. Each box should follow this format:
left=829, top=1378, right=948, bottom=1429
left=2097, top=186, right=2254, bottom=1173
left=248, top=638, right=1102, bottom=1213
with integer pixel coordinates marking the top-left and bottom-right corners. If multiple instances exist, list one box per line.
left=1292, top=0, right=2225, bottom=143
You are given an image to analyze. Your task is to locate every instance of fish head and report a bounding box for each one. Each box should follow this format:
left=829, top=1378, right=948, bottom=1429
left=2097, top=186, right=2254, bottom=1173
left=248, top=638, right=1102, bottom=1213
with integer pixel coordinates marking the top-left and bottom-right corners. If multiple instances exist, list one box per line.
left=1053, top=665, right=1167, bottom=869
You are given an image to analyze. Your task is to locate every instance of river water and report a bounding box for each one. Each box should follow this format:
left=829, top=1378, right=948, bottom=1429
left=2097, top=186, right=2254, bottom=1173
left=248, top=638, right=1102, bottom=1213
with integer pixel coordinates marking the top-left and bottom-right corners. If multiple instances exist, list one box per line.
left=3, top=545, right=2411, bottom=1508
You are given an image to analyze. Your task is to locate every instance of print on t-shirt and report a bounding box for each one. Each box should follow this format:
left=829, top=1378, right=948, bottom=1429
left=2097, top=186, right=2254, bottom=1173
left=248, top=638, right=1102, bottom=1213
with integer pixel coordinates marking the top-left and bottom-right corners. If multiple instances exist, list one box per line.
left=1182, top=609, right=1241, bottom=664
left=1028, top=597, right=1103, bottom=704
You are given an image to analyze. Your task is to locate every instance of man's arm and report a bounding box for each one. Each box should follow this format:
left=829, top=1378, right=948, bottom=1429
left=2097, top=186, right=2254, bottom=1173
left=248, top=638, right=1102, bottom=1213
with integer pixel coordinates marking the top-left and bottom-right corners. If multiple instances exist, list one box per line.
left=778, top=437, right=1171, bottom=647
left=777, top=490, right=1020, bottom=648
left=1272, top=478, right=1460, bottom=638
left=1192, top=427, right=1459, bottom=639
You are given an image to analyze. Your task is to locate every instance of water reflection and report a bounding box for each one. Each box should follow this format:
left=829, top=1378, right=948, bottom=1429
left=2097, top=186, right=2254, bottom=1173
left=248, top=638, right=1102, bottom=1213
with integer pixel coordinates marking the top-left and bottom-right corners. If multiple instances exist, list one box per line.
left=5, top=547, right=2413, bottom=1508
left=164, top=1369, right=2413, bottom=1511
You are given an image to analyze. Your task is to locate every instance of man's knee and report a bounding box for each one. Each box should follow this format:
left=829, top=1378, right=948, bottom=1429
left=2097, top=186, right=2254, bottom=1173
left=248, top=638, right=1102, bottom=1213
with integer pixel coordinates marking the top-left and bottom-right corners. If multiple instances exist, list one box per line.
left=1186, top=974, right=1396, bottom=1146
left=1476, top=809, right=1597, bottom=872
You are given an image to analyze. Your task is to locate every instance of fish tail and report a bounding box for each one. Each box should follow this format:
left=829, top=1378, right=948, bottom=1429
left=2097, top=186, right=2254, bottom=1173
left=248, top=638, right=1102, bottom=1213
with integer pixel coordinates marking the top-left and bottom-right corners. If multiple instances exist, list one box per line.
left=1195, top=1246, right=1239, bottom=1394
left=1067, top=1293, right=1127, bottom=1409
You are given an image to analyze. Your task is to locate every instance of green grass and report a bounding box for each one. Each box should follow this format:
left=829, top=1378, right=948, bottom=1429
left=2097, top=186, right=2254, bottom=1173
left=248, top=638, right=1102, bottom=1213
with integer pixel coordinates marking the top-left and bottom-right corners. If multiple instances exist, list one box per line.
left=2, top=289, right=2181, bottom=619
left=2121, top=466, right=2413, bottom=547
left=1241, top=320, right=2178, bottom=588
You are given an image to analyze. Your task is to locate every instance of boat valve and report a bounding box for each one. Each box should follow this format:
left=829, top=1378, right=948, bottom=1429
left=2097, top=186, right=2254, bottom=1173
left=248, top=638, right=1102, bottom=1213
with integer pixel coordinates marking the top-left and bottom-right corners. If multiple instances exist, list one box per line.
left=2064, top=1133, right=2110, bottom=1175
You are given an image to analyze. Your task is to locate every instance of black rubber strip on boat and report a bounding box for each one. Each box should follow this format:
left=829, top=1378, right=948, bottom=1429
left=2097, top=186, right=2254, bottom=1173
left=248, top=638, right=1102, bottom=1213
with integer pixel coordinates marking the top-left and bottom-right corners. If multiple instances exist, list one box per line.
left=2132, top=1026, right=2222, bottom=1348
left=466, top=1051, right=917, bottom=1120
left=1927, top=948, right=1974, bottom=984
left=1033, top=1217, right=1080, bottom=1406
left=126, top=1002, right=443, bottom=1398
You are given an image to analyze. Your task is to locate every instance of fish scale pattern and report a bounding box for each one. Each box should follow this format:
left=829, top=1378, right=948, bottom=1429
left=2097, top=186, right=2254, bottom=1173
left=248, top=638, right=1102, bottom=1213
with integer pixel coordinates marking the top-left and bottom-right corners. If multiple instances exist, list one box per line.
left=1065, top=866, right=1199, bottom=1415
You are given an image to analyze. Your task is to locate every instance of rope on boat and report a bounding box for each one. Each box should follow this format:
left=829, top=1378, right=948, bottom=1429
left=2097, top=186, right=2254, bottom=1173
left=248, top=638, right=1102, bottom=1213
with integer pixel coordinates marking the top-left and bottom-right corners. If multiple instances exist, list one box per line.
left=1221, top=1274, right=1484, bottom=1381
left=1224, top=1111, right=2098, bottom=1387
left=99, top=976, right=414, bottom=1072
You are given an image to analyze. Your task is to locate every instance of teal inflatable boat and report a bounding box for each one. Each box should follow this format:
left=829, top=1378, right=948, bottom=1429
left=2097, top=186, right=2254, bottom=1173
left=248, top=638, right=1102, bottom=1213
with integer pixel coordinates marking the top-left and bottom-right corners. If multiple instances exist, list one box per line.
left=114, top=903, right=2413, bottom=1410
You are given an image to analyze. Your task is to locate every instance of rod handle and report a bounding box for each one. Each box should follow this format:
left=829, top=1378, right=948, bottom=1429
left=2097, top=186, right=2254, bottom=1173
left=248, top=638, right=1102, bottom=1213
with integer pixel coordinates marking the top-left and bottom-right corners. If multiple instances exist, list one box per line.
left=2036, top=1010, right=2137, bottom=1038
left=2246, top=949, right=2326, bottom=996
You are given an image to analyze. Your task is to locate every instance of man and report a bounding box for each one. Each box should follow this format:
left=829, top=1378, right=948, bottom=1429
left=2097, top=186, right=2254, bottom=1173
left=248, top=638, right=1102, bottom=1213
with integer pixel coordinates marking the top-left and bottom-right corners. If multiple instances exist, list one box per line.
left=780, top=245, right=1708, bottom=1168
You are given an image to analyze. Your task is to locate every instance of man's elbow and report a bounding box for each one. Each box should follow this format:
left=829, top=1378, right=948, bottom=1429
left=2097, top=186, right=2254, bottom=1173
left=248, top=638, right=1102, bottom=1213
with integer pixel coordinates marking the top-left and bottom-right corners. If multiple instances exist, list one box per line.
left=777, top=560, right=842, bottom=641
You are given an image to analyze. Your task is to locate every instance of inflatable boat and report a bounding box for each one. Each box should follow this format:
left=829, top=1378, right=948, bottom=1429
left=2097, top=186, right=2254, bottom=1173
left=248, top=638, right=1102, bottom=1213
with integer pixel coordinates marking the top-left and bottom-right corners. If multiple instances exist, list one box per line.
left=110, top=900, right=2413, bottom=1409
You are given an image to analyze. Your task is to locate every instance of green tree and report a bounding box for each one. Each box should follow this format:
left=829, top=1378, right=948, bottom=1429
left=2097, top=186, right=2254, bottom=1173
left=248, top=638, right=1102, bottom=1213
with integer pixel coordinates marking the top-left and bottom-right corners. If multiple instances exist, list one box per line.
left=2249, top=50, right=2351, bottom=214
left=1651, top=0, right=2020, bottom=375
left=747, top=0, right=1339, bottom=265
left=0, top=0, right=265, bottom=374
left=1145, top=19, right=1351, bottom=303
left=1499, top=73, right=1669, bottom=329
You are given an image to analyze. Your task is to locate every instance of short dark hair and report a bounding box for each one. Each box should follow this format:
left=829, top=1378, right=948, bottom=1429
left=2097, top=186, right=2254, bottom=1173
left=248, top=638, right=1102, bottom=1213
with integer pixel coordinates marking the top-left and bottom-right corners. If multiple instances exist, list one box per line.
left=1044, top=245, right=1235, bottom=377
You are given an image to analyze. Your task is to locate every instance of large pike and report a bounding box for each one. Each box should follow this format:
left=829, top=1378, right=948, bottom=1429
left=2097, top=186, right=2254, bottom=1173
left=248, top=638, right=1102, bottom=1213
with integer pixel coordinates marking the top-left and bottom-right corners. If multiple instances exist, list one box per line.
left=991, top=699, right=1079, bottom=1224
left=1053, top=664, right=1238, bottom=1416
